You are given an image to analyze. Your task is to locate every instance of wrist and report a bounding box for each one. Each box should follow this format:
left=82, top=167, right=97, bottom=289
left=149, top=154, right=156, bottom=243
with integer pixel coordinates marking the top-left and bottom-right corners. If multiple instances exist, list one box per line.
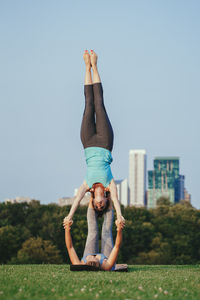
left=65, top=225, right=71, bottom=231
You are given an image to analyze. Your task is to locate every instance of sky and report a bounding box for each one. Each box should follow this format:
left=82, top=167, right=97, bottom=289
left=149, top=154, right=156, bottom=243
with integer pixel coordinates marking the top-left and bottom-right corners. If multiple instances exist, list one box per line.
left=0, top=0, right=199, bottom=208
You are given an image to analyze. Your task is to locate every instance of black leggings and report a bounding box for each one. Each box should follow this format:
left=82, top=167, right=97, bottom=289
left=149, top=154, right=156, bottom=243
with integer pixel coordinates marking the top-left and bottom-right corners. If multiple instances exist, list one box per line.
left=80, top=83, right=114, bottom=152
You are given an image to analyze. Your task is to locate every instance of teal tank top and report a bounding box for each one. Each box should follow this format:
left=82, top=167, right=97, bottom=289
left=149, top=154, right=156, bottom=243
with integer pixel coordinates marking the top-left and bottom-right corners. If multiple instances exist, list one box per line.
left=84, top=147, right=113, bottom=188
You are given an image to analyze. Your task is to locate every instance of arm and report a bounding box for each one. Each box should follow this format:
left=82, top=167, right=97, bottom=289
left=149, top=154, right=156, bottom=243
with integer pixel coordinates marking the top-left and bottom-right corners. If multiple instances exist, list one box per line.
left=109, top=179, right=125, bottom=224
left=65, top=181, right=89, bottom=221
left=102, top=221, right=123, bottom=271
left=64, top=222, right=81, bottom=265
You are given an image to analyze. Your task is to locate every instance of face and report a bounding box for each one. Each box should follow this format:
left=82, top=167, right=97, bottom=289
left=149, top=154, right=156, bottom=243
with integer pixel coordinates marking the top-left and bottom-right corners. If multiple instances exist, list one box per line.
left=86, top=255, right=100, bottom=268
left=93, top=187, right=107, bottom=211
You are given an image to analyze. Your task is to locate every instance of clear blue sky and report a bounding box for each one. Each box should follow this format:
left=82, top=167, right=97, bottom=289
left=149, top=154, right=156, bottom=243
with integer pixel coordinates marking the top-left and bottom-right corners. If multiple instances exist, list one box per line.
left=0, top=0, right=199, bottom=208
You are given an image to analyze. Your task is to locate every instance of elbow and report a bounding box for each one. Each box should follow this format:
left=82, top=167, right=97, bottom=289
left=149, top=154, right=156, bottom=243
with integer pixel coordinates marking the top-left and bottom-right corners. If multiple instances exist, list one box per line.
left=66, top=242, right=72, bottom=249
left=104, top=264, right=113, bottom=271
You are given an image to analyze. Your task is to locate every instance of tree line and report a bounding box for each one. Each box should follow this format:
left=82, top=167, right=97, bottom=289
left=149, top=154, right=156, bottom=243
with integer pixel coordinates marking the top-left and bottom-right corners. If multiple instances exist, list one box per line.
left=0, top=199, right=200, bottom=265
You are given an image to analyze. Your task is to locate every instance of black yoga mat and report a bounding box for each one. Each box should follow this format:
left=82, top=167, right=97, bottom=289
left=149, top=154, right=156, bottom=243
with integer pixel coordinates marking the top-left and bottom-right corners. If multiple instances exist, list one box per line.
left=70, top=264, right=128, bottom=272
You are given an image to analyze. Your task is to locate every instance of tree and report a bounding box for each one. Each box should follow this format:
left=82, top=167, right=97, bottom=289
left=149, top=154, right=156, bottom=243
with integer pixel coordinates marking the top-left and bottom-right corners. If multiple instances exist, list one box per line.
left=0, top=225, right=30, bottom=263
left=10, top=237, right=63, bottom=264
left=156, top=196, right=171, bottom=207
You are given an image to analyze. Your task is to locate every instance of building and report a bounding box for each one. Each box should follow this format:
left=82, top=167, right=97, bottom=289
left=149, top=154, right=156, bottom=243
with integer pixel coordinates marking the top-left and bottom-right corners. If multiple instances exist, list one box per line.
left=129, top=149, right=147, bottom=207
left=115, top=179, right=128, bottom=207
left=5, top=196, right=34, bottom=204
left=184, top=188, right=191, bottom=203
left=58, top=193, right=90, bottom=207
left=147, top=157, right=185, bottom=208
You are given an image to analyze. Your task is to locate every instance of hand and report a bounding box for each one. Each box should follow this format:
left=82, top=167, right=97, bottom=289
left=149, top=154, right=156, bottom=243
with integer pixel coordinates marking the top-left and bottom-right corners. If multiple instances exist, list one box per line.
left=63, top=216, right=73, bottom=230
left=117, top=215, right=125, bottom=228
left=115, top=219, right=124, bottom=231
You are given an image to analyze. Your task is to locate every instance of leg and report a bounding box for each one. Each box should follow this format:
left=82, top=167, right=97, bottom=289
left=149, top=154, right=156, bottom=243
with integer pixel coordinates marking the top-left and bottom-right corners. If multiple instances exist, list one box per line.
left=93, top=81, right=114, bottom=151
left=90, top=51, right=114, bottom=151
left=84, top=50, right=92, bottom=85
left=80, top=51, right=96, bottom=148
left=83, top=207, right=99, bottom=256
left=101, top=208, right=114, bottom=257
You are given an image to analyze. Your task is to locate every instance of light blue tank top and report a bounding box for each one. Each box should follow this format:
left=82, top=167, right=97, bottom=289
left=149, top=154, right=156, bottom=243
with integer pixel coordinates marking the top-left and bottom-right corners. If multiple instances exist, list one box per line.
left=84, top=147, right=113, bottom=188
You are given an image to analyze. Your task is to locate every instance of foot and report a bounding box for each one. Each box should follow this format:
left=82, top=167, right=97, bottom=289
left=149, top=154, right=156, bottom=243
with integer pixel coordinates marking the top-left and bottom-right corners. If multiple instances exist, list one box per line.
left=90, top=50, right=98, bottom=69
left=83, top=50, right=91, bottom=68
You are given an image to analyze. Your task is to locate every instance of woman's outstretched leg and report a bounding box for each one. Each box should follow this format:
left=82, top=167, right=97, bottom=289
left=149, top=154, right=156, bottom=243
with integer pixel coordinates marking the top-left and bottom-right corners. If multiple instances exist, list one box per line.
left=90, top=50, right=101, bottom=84
left=90, top=51, right=114, bottom=151
left=83, top=207, right=99, bottom=256
left=101, top=208, right=114, bottom=257
left=84, top=50, right=93, bottom=85
left=80, top=50, right=96, bottom=148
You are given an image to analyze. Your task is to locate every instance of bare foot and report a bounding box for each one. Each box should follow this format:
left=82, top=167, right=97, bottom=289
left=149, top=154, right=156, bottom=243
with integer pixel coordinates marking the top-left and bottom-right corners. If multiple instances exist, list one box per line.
left=90, top=50, right=98, bottom=68
left=83, top=50, right=91, bottom=68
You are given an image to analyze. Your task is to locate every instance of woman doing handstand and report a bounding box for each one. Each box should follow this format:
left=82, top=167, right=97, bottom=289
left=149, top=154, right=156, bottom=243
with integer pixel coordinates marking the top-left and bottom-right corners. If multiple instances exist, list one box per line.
left=64, top=50, right=125, bottom=224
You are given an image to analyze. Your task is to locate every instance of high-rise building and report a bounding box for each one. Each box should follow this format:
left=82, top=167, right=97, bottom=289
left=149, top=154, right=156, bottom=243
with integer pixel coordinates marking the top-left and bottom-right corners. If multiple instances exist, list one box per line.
left=115, top=179, right=128, bottom=207
left=129, top=149, right=147, bottom=207
left=147, top=157, right=185, bottom=208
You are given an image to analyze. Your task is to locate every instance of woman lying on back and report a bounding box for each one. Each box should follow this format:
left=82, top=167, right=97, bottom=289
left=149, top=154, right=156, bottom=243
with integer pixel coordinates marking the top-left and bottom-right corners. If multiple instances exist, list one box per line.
left=64, top=219, right=123, bottom=271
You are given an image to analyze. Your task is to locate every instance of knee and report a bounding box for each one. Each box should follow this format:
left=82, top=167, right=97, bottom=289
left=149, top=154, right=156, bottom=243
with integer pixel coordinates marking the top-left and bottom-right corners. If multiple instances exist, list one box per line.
left=88, top=227, right=98, bottom=235
left=102, top=225, right=112, bottom=236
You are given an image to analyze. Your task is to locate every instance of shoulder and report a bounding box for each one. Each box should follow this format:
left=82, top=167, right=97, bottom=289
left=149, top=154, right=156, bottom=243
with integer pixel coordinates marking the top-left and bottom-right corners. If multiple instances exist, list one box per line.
left=101, top=259, right=112, bottom=271
left=82, top=181, right=90, bottom=191
left=108, top=179, right=117, bottom=192
left=106, top=178, right=115, bottom=190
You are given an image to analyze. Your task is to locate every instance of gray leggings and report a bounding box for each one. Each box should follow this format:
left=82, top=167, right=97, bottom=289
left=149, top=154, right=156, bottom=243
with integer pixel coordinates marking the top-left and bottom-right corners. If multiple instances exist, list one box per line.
left=80, top=83, right=114, bottom=152
left=83, top=207, right=114, bottom=257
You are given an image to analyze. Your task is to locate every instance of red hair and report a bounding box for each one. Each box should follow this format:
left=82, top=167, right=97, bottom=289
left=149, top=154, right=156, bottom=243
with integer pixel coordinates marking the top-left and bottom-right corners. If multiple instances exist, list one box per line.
left=90, top=182, right=110, bottom=217
left=90, top=183, right=110, bottom=198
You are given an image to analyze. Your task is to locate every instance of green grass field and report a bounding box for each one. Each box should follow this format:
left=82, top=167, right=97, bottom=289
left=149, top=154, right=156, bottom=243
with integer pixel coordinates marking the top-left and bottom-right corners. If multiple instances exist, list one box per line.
left=0, top=265, right=199, bottom=300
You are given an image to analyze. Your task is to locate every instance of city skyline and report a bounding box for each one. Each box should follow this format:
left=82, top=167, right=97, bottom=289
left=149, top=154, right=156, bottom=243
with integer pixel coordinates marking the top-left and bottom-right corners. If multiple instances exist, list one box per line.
left=5, top=151, right=191, bottom=209
left=0, top=1, right=199, bottom=208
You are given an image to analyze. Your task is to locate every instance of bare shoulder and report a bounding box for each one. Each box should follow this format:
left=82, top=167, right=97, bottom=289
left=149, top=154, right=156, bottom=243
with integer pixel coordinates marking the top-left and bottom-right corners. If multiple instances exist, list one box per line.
left=101, top=259, right=112, bottom=271
left=78, top=181, right=89, bottom=194
left=107, top=178, right=116, bottom=190
left=82, top=180, right=90, bottom=191
left=108, top=179, right=118, bottom=195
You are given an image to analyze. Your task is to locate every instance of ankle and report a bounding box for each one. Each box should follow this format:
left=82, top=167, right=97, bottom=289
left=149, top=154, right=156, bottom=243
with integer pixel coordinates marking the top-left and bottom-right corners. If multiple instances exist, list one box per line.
left=92, top=64, right=98, bottom=71
left=85, top=65, right=91, bottom=71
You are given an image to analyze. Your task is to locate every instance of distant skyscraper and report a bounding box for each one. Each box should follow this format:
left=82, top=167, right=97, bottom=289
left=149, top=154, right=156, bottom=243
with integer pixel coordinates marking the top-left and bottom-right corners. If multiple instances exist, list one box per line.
left=115, top=179, right=128, bottom=207
left=129, top=149, right=147, bottom=207
left=147, top=157, right=185, bottom=208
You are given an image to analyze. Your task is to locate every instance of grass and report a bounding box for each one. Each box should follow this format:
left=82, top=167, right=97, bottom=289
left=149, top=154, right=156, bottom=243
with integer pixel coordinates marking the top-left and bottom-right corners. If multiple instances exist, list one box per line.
left=0, top=265, right=200, bottom=300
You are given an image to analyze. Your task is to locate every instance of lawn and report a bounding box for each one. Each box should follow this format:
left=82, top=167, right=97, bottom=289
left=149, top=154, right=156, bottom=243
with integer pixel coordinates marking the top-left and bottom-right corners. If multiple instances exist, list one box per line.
left=0, top=265, right=199, bottom=300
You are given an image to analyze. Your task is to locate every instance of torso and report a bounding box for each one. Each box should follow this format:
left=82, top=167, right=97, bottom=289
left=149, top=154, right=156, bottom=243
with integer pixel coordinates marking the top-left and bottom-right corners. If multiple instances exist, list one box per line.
left=84, top=147, right=113, bottom=188
left=81, top=254, right=107, bottom=268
